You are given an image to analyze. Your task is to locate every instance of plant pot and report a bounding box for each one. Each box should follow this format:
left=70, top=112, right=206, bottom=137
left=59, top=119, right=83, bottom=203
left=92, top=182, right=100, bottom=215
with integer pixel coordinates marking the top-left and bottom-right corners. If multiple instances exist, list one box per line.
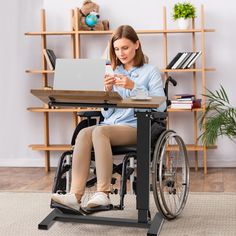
left=177, top=18, right=190, bottom=30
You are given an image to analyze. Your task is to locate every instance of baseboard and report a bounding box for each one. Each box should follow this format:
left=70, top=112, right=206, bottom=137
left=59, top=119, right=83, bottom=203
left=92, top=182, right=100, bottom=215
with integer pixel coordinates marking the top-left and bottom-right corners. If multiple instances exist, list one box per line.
left=0, top=158, right=59, bottom=167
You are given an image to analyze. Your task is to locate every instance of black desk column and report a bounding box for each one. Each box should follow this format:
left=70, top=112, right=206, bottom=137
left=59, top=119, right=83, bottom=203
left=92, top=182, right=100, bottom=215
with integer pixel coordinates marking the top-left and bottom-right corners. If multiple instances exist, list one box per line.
left=136, top=111, right=151, bottom=223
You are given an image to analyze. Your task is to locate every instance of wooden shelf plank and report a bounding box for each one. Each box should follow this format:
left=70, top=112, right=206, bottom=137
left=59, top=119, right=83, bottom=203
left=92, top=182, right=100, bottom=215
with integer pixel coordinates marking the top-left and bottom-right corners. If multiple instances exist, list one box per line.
left=29, top=144, right=216, bottom=152
left=27, top=107, right=98, bottom=112
left=137, top=29, right=215, bottom=34
left=25, top=31, right=76, bottom=36
left=26, top=68, right=215, bottom=75
left=78, top=29, right=215, bottom=34
left=161, top=68, right=216, bottom=73
left=25, top=28, right=215, bottom=36
left=166, top=144, right=217, bottom=151
left=29, top=144, right=72, bottom=151
left=28, top=106, right=205, bottom=113
left=162, top=29, right=215, bottom=33
left=28, top=107, right=205, bottom=113
left=167, top=108, right=204, bottom=112
left=25, top=70, right=54, bottom=74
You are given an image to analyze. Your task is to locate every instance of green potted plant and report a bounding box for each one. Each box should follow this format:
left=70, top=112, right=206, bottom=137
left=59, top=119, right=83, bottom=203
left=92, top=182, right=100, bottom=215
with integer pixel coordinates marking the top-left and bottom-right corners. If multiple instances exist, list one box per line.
left=199, top=86, right=236, bottom=146
left=173, top=2, right=196, bottom=29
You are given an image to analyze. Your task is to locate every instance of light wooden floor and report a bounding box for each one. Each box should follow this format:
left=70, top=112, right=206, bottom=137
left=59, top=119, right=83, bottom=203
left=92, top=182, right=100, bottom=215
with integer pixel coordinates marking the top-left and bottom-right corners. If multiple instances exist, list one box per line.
left=0, top=167, right=236, bottom=192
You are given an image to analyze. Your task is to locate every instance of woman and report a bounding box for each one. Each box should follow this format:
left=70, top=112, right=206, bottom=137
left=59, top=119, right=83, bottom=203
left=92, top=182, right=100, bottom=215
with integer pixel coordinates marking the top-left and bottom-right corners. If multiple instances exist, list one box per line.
left=52, top=25, right=166, bottom=211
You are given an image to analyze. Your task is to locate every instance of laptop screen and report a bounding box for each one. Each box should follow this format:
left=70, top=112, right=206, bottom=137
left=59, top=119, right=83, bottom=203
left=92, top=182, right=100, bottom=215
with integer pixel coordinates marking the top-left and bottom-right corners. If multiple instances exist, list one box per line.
left=53, top=58, right=106, bottom=91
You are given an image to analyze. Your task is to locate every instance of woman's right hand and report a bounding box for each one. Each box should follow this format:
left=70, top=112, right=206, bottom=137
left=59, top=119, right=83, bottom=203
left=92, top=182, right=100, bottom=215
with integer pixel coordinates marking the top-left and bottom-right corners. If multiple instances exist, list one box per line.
left=104, top=74, right=115, bottom=92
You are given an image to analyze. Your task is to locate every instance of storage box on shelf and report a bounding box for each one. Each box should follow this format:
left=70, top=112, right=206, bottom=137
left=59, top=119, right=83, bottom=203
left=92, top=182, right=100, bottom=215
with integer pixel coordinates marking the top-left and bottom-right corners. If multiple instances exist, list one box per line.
left=26, top=5, right=215, bottom=174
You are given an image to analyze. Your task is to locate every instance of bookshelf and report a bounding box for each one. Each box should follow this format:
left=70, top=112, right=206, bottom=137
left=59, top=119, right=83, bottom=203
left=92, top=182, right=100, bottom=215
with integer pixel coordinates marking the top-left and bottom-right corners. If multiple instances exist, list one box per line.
left=26, top=6, right=215, bottom=174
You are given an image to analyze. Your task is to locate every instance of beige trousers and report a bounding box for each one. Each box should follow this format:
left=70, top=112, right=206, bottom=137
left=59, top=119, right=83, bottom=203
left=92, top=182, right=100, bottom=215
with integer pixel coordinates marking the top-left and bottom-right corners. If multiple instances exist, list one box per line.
left=70, top=125, right=137, bottom=195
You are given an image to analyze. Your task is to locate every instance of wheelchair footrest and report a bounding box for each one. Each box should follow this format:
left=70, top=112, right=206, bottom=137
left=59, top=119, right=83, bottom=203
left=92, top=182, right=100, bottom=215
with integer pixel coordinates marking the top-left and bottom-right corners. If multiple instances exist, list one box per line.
left=51, top=201, right=86, bottom=215
left=84, top=204, right=114, bottom=214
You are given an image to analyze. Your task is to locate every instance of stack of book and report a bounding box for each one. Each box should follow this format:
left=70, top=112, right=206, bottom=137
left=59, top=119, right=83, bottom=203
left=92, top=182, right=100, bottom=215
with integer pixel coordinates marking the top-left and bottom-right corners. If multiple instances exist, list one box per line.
left=43, top=49, right=56, bottom=70
left=166, top=51, right=202, bottom=69
left=170, top=94, right=202, bottom=110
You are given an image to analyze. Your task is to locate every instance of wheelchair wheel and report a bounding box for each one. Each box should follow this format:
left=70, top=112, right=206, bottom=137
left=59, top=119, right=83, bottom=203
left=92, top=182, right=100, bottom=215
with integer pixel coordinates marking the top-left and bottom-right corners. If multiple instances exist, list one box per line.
left=152, top=130, right=189, bottom=220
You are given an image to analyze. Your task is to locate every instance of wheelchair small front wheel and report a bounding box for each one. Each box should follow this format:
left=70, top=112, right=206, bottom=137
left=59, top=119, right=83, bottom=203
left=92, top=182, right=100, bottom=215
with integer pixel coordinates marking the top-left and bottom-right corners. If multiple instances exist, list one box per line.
left=152, top=130, right=189, bottom=220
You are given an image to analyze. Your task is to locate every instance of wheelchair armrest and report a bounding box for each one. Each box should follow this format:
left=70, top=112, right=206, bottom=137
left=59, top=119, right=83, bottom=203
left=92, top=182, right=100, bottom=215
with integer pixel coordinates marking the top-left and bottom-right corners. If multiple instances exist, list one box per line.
left=77, top=110, right=102, bottom=118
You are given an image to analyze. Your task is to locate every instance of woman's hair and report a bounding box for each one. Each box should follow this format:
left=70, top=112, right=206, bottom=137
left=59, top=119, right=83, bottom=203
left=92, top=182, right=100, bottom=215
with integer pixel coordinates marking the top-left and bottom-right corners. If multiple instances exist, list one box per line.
left=109, top=25, right=145, bottom=70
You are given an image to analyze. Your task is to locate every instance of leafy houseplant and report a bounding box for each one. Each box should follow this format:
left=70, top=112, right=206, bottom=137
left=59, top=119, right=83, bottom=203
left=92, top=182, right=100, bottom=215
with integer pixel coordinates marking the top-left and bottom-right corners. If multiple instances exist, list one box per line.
left=199, top=86, right=236, bottom=146
left=173, top=2, right=196, bottom=29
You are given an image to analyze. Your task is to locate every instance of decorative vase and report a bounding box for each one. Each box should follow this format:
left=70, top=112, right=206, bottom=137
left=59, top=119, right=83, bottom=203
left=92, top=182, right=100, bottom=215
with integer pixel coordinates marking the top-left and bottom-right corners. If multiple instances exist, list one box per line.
left=177, top=18, right=190, bottom=30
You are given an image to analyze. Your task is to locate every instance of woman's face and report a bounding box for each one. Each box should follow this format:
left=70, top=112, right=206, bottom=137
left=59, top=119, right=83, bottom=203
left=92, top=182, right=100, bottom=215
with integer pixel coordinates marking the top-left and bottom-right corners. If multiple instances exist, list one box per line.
left=113, top=38, right=139, bottom=70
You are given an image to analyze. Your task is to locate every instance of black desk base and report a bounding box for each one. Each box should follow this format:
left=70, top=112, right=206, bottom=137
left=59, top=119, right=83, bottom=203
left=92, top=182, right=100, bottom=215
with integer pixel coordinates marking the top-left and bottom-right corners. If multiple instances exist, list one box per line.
left=38, top=208, right=164, bottom=236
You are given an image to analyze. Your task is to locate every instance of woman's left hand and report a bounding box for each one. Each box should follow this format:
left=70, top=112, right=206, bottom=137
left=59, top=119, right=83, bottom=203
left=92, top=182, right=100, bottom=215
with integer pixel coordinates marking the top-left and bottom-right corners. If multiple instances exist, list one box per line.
left=114, top=74, right=134, bottom=90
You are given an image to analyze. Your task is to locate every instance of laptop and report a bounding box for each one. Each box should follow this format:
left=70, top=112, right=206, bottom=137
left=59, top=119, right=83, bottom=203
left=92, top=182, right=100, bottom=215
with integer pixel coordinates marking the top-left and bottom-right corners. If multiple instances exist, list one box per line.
left=53, top=58, right=106, bottom=91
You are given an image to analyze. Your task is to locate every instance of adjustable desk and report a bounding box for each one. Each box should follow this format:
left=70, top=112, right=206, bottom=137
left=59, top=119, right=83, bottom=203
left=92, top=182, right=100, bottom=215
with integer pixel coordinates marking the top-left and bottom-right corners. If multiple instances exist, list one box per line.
left=31, top=89, right=166, bottom=236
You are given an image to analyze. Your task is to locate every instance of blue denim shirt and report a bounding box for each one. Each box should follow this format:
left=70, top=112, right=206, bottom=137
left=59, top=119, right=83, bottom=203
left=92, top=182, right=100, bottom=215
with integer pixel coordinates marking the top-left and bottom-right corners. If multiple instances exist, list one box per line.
left=101, top=64, right=166, bottom=128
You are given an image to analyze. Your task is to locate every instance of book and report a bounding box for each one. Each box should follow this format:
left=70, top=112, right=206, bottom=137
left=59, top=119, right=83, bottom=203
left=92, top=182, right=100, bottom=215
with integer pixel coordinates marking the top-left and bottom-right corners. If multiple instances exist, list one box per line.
left=47, top=49, right=56, bottom=68
left=192, top=99, right=202, bottom=109
left=181, top=52, right=197, bottom=69
left=186, top=51, right=202, bottom=68
left=43, top=49, right=53, bottom=70
left=176, top=97, right=194, bottom=101
left=176, top=52, right=193, bottom=69
left=166, top=51, right=202, bottom=70
left=171, top=98, right=202, bottom=109
left=172, top=94, right=195, bottom=99
left=43, top=49, right=56, bottom=70
left=171, top=100, right=193, bottom=104
left=170, top=103, right=192, bottom=109
left=172, top=52, right=188, bottom=69
left=166, top=52, right=183, bottom=69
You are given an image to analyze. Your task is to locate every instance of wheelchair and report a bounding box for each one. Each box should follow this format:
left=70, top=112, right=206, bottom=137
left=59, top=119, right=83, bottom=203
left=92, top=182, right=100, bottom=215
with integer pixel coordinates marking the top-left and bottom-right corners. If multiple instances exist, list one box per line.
left=51, top=76, right=190, bottom=221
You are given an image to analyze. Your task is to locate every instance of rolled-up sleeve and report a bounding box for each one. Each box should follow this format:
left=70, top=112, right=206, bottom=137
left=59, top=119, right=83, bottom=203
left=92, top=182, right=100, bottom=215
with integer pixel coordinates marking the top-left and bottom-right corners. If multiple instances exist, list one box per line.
left=127, top=66, right=166, bottom=111
left=147, top=67, right=166, bottom=111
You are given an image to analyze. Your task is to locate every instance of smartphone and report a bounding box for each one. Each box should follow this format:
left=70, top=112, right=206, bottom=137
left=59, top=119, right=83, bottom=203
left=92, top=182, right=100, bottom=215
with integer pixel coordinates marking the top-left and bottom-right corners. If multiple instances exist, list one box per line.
left=105, top=64, right=114, bottom=75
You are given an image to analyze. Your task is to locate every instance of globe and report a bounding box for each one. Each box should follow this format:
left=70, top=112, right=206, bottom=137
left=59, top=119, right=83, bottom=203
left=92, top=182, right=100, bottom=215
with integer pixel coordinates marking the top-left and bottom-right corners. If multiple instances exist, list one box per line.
left=85, top=13, right=98, bottom=27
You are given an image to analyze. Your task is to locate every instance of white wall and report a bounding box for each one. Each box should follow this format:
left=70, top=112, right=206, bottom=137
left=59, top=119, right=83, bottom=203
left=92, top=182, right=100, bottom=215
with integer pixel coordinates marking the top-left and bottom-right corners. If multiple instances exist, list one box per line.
left=0, top=0, right=44, bottom=166
left=0, top=0, right=235, bottom=168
